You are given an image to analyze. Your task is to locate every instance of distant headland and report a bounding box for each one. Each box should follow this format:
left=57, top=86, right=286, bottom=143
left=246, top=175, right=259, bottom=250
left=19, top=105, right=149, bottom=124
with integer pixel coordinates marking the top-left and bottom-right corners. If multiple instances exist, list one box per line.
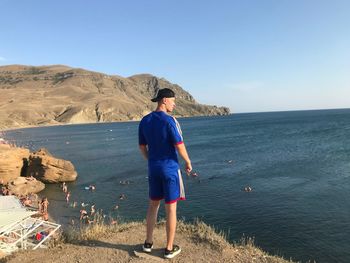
left=0, top=65, right=230, bottom=130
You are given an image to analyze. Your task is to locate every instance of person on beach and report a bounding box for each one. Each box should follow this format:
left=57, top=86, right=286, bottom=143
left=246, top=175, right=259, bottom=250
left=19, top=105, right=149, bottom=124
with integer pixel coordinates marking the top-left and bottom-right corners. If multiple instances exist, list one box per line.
left=38, top=200, right=42, bottom=213
left=22, top=195, right=32, bottom=207
left=65, top=191, right=71, bottom=203
left=42, top=212, right=49, bottom=221
left=138, top=88, right=192, bottom=259
left=41, top=197, right=49, bottom=213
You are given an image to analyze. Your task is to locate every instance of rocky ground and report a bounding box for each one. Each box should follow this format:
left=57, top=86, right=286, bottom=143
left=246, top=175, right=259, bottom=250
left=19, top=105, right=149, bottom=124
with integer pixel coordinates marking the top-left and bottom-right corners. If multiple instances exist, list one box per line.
left=0, top=221, right=294, bottom=263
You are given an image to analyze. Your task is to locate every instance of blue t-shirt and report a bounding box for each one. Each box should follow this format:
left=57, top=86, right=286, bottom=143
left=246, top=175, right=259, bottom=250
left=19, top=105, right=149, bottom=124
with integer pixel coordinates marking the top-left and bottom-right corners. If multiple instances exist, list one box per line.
left=138, top=111, right=183, bottom=164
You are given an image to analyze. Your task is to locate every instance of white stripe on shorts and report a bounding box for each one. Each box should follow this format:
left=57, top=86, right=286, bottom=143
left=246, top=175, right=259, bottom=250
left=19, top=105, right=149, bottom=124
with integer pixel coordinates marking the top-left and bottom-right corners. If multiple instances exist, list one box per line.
left=178, top=169, right=185, bottom=199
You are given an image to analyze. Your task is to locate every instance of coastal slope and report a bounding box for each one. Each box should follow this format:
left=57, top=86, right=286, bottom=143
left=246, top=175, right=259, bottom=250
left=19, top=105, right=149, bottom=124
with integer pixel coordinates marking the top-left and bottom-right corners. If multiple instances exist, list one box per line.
left=0, top=65, right=230, bottom=130
left=1, top=221, right=293, bottom=263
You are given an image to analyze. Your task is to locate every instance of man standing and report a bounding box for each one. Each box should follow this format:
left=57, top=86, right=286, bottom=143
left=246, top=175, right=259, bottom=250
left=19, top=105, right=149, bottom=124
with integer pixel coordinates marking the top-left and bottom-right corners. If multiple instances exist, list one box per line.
left=138, top=88, right=192, bottom=259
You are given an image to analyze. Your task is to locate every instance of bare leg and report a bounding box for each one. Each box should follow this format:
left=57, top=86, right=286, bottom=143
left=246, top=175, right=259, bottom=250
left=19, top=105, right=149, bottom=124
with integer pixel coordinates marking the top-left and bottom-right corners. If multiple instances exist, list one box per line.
left=165, top=202, right=177, bottom=250
left=146, top=200, right=160, bottom=243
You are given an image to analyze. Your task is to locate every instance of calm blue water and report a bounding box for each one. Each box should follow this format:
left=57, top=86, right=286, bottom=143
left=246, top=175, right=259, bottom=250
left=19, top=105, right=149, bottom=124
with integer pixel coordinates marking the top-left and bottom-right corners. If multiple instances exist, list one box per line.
left=4, top=109, right=350, bottom=263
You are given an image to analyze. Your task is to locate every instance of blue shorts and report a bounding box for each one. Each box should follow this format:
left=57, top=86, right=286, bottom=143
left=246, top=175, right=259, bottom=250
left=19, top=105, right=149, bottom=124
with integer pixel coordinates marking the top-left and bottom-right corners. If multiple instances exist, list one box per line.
left=148, top=160, right=185, bottom=204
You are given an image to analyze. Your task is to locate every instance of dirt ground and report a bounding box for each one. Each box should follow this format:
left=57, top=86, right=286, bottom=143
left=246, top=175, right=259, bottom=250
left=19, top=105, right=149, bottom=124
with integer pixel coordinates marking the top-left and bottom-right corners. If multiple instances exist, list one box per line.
left=1, top=222, right=292, bottom=263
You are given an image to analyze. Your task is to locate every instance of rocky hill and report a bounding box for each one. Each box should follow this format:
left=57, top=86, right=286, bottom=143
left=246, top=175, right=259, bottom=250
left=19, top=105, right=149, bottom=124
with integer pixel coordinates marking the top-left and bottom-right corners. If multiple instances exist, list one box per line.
left=0, top=65, right=230, bottom=130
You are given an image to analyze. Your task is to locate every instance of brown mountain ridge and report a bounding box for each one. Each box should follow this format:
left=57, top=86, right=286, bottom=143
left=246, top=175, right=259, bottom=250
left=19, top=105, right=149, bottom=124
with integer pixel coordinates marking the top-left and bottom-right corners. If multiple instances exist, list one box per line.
left=0, top=65, right=230, bottom=130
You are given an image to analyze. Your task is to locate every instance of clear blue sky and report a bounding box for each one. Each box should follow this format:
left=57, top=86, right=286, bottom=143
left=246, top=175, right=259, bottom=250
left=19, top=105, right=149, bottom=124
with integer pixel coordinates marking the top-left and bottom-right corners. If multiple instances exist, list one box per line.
left=0, top=0, right=349, bottom=113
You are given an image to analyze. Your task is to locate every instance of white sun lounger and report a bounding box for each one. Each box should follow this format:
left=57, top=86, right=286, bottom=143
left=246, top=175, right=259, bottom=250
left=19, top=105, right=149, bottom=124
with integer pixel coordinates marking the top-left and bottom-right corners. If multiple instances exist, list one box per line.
left=0, top=196, right=61, bottom=255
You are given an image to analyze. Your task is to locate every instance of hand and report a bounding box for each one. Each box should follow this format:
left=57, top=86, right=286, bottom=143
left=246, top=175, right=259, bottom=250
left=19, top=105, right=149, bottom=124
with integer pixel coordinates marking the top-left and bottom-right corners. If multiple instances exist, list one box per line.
left=185, top=162, right=192, bottom=175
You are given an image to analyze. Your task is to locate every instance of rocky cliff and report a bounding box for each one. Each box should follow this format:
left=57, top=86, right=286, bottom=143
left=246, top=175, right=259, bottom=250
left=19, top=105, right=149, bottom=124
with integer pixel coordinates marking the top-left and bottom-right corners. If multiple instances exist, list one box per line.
left=0, top=144, right=77, bottom=195
left=26, top=148, right=78, bottom=183
left=0, top=65, right=230, bottom=130
left=0, top=144, right=29, bottom=184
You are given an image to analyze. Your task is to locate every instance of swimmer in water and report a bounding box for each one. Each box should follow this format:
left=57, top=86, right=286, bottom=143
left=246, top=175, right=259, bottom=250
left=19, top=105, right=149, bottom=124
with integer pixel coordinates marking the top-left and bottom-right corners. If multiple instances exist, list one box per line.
left=244, top=186, right=253, bottom=192
left=65, top=191, right=71, bottom=203
left=90, top=204, right=96, bottom=216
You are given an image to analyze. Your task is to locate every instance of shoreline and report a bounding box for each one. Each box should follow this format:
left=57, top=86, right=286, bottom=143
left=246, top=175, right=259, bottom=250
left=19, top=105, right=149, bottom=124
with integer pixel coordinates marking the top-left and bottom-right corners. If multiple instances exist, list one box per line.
left=3, top=107, right=350, bottom=133
left=0, top=113, right=234, bottom=133
left=0, top=120, right=140, bottom=133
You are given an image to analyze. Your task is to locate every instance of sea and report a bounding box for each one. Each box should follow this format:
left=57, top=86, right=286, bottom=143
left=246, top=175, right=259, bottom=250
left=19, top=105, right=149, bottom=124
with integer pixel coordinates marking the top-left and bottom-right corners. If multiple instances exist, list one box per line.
left=3, top=108, right=350, bottom=263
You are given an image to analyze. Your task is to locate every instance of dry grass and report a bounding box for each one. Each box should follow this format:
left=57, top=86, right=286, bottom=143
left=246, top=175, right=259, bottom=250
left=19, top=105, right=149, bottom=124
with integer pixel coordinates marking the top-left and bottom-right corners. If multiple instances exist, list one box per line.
left=64, top=215, right=229, bottom=249
left=62, top=211, right=142, bottom=243
left=176, top=218, right=231, bottom=251
left=58, top=215, right=296, bottom=263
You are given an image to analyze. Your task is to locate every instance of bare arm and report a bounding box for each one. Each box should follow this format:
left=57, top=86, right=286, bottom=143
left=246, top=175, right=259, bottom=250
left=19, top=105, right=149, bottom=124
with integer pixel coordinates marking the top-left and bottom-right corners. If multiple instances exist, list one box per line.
left=175, top=143, right=192, bottom=175
left=139, top=144, right=148, bottom=160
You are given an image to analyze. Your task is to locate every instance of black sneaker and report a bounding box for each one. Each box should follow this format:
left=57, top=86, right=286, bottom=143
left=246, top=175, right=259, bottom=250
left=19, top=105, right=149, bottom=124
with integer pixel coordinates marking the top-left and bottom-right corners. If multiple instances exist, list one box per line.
left=164, top=245, right=181, bottom=259
left=142, top=241, right=153, bottom=253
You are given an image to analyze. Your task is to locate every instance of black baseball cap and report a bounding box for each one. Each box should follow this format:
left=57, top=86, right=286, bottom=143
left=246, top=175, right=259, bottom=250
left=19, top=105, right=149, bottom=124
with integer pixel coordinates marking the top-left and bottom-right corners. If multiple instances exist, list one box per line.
left=151, top=88, right=175, bottom=102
